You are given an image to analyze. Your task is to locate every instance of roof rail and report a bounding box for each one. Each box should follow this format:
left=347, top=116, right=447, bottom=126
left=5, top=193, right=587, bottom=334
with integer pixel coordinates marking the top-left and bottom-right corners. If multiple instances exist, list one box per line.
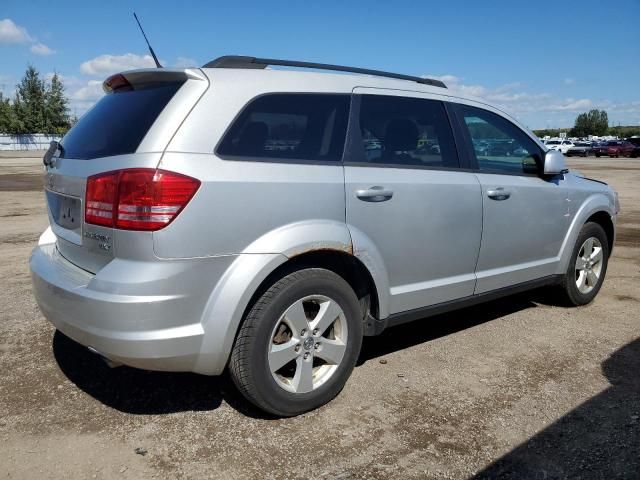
left=202, top=56, right=447, bottom=88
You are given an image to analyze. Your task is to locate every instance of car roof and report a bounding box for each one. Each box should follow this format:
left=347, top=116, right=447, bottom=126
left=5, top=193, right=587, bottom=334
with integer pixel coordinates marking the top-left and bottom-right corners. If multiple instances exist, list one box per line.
left=202, top=67, right=446, bottom=95
left=202, top=67, right=529, bottom=122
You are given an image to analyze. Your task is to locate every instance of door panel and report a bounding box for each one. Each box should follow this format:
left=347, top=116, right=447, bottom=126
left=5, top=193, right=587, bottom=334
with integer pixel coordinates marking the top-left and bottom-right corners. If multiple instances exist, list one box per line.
left=346, top=167, right=482, bottom=313
left=474, top=173, right=568, bottom=292
left=344, top=92, right=482, bottom=315
left=452, top=103, right=569, bottom=293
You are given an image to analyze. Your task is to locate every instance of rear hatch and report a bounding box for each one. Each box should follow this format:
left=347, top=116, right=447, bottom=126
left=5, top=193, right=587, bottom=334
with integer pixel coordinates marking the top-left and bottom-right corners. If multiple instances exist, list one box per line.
left=44, top=68, right=208, bottom=273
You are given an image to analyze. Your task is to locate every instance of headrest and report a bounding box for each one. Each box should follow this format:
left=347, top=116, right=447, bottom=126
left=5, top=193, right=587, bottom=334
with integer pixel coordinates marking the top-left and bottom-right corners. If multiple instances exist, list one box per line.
left=384, top=119, right=418, bottom=152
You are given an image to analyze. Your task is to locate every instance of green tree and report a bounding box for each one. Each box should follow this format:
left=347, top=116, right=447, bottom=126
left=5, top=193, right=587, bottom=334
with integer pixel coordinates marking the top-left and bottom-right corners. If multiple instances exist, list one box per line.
left=13, top=65, right=46, bottom=133
left=608, top=125, right=640, bottom=138
left=532, top=128, right=568, bottom=138
left=44, top=73, right=71, bottom=134
left=571, top=112, right=590, bottom=137
left=0, top=92, right=19, bottom=133
left=0, top=67, right=73, bottom=134
left=570, top=109, right=609, bottom=137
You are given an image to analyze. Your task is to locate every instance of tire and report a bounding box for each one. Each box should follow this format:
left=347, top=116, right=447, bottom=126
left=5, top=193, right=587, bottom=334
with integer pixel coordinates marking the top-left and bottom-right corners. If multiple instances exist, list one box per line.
left=229, top=268, right=363, bottom=416
left=560, top=222, right=609, bottom=306
left=595, top=153, right=601, bottom=158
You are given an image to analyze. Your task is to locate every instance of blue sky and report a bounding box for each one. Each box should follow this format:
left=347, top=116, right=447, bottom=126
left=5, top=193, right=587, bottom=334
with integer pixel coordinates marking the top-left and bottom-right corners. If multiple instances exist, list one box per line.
left=1, top=0, right=638, bottom=129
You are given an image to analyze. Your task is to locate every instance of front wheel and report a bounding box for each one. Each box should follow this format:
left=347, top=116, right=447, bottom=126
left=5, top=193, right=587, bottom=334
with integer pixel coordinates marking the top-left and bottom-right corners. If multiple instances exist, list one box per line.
left=229, top=268, right=363, bottom=416
left=560, top=222, right=609, bottom=306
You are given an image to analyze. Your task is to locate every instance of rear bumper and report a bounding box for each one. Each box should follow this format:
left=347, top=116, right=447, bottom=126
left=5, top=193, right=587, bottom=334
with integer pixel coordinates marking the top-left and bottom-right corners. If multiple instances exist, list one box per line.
left=29, top=228, right=235, bottom=373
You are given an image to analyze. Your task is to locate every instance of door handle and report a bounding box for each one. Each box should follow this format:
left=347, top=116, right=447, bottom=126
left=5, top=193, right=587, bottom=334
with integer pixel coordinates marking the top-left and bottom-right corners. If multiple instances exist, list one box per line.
left=486, top=187, right=511, bottom=200
left=356, top=186, right=394, bottom=202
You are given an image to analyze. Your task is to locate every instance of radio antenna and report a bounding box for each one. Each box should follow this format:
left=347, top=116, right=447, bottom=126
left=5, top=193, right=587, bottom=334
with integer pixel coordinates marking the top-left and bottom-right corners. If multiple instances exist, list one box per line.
left=133, top=12, right=162, bottom=68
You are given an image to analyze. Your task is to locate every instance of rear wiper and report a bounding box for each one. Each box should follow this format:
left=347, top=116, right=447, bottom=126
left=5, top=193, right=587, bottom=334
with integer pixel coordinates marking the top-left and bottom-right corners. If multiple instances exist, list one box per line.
left=43, top=140, right=63, bottom=167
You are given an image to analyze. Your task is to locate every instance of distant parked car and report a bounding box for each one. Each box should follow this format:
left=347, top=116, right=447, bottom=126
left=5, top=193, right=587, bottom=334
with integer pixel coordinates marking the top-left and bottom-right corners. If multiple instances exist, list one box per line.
left=566, top=142, right=592, bottom=157
left=512, top=146, right=529, bottom=156
left=594, top=141, right=635, bottom=158
left=487, top=141, right=516, bottom=156
left=545, top=139, right=574, bottom=154
left=628, top=138, right=640, bottom=158
left=473, top=140, right=490, bottom=156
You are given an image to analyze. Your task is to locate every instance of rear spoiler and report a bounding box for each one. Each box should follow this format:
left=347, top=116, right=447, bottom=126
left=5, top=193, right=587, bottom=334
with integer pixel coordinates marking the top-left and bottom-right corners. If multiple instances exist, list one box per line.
left=102, top=68, right=206, bottom=93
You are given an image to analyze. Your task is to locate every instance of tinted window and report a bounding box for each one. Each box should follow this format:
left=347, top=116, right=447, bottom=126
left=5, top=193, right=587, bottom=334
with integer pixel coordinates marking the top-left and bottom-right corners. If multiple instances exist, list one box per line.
left=458, top=105, right=542, bottom=174
left=217, top=94, right=349, bottom=162
left=354, top=95, right=459, bottom=168
left=60, top=83, right=183, bottom=160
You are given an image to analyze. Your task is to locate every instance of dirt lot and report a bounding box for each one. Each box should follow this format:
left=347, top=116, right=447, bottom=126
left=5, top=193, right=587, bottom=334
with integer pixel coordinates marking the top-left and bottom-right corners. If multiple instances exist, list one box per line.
left=0, top=152, right=638, bottom=479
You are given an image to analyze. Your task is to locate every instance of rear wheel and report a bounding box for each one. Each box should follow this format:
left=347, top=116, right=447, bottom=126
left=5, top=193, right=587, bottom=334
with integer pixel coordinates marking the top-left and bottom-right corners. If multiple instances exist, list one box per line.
left=561, top=222, right=609, bottom=306
left=229, top=268, right=363, bottom=416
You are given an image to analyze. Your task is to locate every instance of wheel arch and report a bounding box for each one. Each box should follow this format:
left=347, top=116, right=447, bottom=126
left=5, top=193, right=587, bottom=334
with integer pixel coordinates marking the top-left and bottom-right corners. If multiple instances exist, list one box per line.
left=557, top=193, right=616, bottom=274
left=585, top=210, right=615, bottom=253
left=246, top=250, right=382, bottom=321
left=194, top=221, right=390, bottom=375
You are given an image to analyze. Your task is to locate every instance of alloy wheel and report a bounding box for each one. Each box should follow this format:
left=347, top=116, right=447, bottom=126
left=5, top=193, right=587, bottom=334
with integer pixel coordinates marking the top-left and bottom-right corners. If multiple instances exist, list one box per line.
left=268, top=295, right=348, bottom=394
left=575, top=237, right=604, bottom=294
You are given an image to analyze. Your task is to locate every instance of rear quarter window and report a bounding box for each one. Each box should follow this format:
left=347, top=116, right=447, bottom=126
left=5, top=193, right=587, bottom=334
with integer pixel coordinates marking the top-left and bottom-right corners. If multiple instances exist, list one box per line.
left=216, top=93, right=350, bottom=163
left=60, top=82, right=183, bottom=160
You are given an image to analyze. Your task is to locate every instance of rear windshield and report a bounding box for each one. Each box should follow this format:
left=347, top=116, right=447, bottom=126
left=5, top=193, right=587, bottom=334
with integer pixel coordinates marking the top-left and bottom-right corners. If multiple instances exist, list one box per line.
left=60, top=83, right=183, bottom=160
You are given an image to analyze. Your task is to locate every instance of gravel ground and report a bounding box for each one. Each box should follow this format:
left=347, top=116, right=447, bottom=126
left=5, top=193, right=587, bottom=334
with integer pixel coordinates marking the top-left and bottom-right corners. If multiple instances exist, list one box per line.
left=0, top=152, right=638, bottom=479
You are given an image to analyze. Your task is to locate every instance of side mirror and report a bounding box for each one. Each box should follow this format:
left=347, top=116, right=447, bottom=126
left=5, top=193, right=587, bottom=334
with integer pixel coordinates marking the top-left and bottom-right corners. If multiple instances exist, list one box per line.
left=543, top=149, right=567, bottom=175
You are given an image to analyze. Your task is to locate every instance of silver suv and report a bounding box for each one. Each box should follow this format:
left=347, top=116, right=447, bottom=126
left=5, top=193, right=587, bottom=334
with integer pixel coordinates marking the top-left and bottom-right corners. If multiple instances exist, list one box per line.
left=30, top=56, right=618, bottom=416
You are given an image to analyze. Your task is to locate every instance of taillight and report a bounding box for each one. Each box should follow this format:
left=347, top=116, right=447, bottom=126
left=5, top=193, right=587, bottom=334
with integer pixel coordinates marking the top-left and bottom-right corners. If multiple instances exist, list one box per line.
left=85, top=169, right=200, bottom=231
left=85, top=171, right=118, bottom=227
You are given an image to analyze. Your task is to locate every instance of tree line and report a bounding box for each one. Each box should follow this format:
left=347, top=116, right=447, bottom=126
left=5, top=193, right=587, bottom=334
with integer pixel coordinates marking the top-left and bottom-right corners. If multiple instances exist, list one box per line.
left=0, top=65, right=75, bottom=135
left=533, top=109, right=640, bottom=139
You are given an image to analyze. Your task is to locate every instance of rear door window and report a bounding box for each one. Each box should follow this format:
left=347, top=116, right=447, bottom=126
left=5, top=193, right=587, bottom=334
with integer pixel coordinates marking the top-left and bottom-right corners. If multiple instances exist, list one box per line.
left=217, top=93, right=350, bottom=163
left=60, top=83, right=183, bottom=160
left=352, top=95, right=459, bottom=169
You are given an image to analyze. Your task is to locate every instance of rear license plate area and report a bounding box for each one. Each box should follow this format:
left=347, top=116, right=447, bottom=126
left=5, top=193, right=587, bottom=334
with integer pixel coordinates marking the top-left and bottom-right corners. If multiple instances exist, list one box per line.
left=46, top=190, right=81, bottom=231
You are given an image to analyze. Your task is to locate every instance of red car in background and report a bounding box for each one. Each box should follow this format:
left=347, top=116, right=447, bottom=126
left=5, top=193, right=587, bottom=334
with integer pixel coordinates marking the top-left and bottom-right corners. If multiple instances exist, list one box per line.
left=594, top=140, right=635, bottom=157
left=628, top=138, right=640, bottom=158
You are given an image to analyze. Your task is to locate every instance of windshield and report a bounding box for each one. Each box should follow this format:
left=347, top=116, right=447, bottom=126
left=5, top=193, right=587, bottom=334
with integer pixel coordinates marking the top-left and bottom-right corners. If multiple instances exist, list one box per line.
left=546, top=141, right=560, bottom=145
